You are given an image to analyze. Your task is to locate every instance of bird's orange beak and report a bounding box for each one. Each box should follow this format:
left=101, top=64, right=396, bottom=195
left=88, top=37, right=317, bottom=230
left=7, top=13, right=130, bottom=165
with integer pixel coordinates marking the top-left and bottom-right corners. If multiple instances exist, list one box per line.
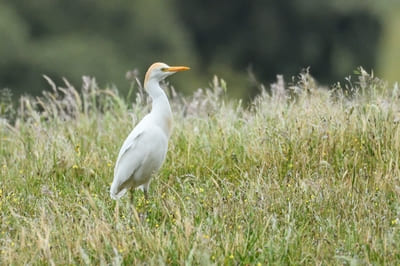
left=164, top=66, right=190, bottom=72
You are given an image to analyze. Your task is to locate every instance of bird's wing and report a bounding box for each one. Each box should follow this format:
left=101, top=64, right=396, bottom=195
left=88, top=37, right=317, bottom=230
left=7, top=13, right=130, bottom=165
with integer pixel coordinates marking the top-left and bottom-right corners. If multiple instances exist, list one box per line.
left=114, top=130, right=144, bottom=173
left=111, top=130, right=146, bottom=198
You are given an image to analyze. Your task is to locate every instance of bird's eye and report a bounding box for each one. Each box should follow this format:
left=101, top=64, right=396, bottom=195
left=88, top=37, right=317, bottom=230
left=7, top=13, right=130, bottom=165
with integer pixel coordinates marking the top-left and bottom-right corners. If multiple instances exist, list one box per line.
left=161, top=67, right=167, bottom=72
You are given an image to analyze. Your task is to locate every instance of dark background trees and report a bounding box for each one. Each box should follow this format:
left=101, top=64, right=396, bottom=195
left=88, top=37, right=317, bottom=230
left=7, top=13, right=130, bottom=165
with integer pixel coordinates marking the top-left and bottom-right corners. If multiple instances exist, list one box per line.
left=0, top=0, right=398, bottom=98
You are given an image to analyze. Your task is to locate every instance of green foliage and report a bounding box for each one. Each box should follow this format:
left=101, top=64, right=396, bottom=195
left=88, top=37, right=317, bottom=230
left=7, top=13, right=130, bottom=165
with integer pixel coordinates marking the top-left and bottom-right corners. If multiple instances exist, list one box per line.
left=1, top=70, right=400, bottom=264
left=0, top=3, right=28, bottom=62
left=175, top=0, right=385, bottom=95
left=377, top=9, right=400, bottom=84
left=2, top=0, right=400, bottom=99
left=1, top=0, right=197, bottom=96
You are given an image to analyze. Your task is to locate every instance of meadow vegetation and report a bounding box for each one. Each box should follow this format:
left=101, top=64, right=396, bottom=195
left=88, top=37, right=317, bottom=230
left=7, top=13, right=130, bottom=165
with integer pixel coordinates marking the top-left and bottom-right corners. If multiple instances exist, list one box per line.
left=0, top=69, right=400, bottom=264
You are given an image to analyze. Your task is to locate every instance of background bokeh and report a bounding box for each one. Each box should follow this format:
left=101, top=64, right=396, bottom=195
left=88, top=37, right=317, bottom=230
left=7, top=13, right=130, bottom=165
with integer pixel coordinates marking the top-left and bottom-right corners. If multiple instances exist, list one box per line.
left=1, top=0, right=399, bottom=99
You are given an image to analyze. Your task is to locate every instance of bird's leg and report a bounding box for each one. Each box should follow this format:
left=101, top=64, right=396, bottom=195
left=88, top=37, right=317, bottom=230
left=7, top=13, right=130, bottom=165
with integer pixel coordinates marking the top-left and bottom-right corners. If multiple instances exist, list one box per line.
left=129, top=189, right=136, bottom=218
left=144, top=188, right=148, bottom=203
left=130, top=189, right=135, bottom=205
left=139, top=183, right=149, bottom=222
left=141, top=182, right=150, bottom=204
left=127, top=189, right=142, bottom=225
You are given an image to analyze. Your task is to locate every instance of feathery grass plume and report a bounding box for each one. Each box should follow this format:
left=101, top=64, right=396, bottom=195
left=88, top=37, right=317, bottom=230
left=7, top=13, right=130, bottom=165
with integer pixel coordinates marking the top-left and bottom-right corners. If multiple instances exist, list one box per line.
left=0, top=70, right=400, bottom=264
left=270, top=74, right=287, bottom=101
left=0, top=88, right=15, bottom=122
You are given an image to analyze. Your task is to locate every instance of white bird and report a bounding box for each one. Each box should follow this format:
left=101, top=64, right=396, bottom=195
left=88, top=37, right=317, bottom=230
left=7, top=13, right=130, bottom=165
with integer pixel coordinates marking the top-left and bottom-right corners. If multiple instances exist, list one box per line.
left=110, top=62, right=190, bottom=200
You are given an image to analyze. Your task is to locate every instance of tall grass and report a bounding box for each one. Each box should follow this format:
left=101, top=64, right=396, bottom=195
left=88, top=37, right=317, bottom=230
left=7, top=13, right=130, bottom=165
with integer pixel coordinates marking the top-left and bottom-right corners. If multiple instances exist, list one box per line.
left=0, top=69, right=399, bottom=264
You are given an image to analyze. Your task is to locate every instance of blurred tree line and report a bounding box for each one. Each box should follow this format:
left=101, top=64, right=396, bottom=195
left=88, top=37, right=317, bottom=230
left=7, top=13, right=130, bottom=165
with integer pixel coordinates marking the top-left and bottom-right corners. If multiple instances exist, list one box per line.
left=0, top=0, right=398, bottom=99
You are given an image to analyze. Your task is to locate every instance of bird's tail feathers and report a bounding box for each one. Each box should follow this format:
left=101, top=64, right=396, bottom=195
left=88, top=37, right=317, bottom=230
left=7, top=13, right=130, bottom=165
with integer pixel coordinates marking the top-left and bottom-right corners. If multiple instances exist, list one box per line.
left=110, top=182, right=128, bottom=200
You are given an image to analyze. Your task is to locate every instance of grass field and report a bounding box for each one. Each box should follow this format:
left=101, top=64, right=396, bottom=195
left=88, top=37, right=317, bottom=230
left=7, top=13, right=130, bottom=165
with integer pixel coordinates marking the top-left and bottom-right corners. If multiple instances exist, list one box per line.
left=1, top=69, right=400, bottom=264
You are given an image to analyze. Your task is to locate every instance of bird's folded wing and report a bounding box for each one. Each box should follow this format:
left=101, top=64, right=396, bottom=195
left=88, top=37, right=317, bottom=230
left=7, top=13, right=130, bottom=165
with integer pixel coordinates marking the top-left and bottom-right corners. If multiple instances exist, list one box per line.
left=114, top=131, right=144, bottom=173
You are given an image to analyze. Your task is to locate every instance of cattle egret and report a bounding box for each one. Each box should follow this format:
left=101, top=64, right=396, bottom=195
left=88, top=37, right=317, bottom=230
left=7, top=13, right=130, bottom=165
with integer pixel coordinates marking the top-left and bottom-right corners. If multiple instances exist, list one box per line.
left=110, top=62, right=190, bottom=200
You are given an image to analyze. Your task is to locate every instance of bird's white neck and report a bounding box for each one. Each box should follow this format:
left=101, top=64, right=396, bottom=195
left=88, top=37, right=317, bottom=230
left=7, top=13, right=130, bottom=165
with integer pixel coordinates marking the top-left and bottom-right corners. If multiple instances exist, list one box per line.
left=145, top=80, right=173, bottom=137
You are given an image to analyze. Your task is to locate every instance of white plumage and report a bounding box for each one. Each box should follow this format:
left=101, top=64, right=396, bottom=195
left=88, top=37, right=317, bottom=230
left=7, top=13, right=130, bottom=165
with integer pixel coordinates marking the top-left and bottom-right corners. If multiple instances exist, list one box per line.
left=110, top=62, right=190, bottom=200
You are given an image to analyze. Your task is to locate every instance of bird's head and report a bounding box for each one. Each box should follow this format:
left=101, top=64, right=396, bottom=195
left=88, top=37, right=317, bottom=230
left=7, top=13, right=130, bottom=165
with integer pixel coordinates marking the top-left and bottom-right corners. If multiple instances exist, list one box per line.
left=144, top=62, right=190, bottom=87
